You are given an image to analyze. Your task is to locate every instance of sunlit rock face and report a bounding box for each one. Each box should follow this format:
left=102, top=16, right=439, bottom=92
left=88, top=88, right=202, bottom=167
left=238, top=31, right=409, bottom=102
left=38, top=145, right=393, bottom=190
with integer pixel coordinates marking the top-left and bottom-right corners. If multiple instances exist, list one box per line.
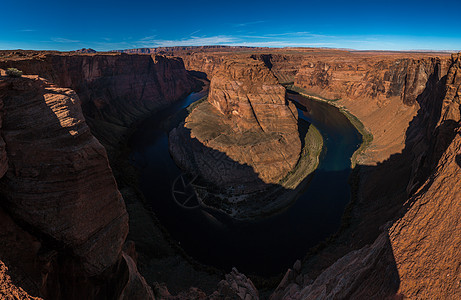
left=270, top=53, right=461, bottom=300
left=0, top=75, right=128, bottom=276
left=0, top=53, right=201, bottom=148
left=170, top=58, right=301, bottom=192
left=295, top=55, right=451, bottom=165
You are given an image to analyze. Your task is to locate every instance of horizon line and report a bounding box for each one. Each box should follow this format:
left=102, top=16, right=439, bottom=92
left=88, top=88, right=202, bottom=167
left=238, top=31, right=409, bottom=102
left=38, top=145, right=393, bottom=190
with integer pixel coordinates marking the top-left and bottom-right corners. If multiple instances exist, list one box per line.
left=1, top=45, right=460, bottom=53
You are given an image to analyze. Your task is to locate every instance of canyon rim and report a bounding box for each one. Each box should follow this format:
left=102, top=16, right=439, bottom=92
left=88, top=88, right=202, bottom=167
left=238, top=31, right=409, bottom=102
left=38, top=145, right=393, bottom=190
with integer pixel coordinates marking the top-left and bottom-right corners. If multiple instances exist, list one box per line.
left=1, top=1, right=461, bottom=299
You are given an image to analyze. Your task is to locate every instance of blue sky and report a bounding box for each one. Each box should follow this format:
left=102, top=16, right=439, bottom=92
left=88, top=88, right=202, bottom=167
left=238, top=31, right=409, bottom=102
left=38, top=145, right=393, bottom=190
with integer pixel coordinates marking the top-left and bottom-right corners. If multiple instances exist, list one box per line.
left=2, top=0, right=461, bottom=51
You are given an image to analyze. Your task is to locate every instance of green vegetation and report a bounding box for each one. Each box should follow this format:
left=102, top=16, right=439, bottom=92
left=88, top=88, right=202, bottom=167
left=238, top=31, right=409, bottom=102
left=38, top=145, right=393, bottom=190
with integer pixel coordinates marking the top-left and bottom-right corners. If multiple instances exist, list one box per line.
left=279, top=123, right=324, bottom=189
left=338, top=108, right=373, bottom=167
left=5, top=67, right=23, bottom=78
left=286, top=84, right=373, bottom=167
left=186, top=96, right=208, bottom=113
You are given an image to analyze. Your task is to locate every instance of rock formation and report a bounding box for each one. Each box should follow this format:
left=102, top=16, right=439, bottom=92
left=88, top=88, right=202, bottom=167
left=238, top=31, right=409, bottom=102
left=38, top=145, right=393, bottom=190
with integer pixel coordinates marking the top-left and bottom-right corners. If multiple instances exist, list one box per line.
left=294, top=55, right=451, bottom=164
left=169, top=58, right=304, bottom=218
left=268, top=52, right=461, bottom=300
left=0, top=74, right=153, bottom=299
left=0, top=52, right=200, bottom=148
left=0, top=47, right=460, bottom=299
left=0, top=259, right=42, bottom=300
left=386, top=53, right=461, bottom=299
left=160, top=47, right=451, bottom=166
left=0, top=51, right=216, bottom=299
left=171, top=61, right=301, bottom=185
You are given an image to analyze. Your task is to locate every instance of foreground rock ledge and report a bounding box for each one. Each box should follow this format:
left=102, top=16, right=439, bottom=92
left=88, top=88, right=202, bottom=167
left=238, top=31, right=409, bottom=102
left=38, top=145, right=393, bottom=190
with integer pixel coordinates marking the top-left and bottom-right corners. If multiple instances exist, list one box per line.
left=169, top=58, right=323, bottom=219
left=0, top=74, right=153, bottom=299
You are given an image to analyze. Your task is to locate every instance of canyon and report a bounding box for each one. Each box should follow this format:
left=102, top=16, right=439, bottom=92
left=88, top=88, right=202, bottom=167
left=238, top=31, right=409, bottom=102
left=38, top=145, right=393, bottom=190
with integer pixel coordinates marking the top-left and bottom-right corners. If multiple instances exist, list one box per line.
left=0, top=47, right=460, bottom=299
left=168, top=57, right=323, bottom=219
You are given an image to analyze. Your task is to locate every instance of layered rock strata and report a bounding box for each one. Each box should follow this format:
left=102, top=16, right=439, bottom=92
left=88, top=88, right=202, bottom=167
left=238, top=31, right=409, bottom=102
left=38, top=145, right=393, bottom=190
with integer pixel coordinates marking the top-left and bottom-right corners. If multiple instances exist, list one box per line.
left=0, top=52, right=200, bottom=148
left=270, top=53, right=461, bottom=300
left=294, top=55, right=451, bottom=164
left=169, top=59, right=304, bottom=217
left=160, top=47, right=451, bottom=165
left=0, top=51, right=218, bottom=297
left=0, top=74, right=153, bottom=299
left=0, top=48, right=460, bottom=299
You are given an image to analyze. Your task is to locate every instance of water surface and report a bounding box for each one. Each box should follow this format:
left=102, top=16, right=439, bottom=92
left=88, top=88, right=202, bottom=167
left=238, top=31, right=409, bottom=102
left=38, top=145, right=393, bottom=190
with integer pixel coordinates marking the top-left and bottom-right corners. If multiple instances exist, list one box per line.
left=130, top=90, right=362, bottom=276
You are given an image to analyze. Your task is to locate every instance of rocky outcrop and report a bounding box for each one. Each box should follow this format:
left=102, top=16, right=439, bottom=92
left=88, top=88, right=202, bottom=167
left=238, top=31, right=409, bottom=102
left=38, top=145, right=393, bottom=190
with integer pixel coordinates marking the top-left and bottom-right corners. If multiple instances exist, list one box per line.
left=386, top=54, right=461, bottom=299
left=208, top=59, right=299, bottom=135
left=211, top=268, right=259, bottom=299
left=269, top=53, right=461, bottom=299
left=295, top=54, right=451, bottom=164
left=0, top=75, right=128, bottom=275
left=0, top=260, right=42, bottom=300
left=170, top=58, right=301, bottom=190
left=389, top=129, right=461, bottom=299
left=152, top=267, right=258, bottom=299
left=0, top=52, right=200, bottom=148
left=0, top=74, right=152, bottom=299
left=270, top=234, right=399, bottom=299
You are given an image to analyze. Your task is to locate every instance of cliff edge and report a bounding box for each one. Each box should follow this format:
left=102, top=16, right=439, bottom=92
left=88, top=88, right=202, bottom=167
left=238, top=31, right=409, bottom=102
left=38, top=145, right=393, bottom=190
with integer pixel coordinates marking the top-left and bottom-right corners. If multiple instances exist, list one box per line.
left=0, top=74, right=153, bottom=299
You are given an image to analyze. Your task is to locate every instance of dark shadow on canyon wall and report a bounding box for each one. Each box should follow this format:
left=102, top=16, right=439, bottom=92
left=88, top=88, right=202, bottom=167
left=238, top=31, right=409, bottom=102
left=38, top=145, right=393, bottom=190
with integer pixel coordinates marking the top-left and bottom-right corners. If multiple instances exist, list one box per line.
left=456, top=154, right=461, bottom=168
left=132, top=102, right=362, bottom=278
left=289, top=96, right=310, bottom=149
left=150, top=67, right=402, bottom=295
left=297, top=60, right=457, bottom=297
left=188, top=70, right=208, bottom=80
left=0, top=76, right=132, bottom=300
left=352, top=62, right=451, bottom=245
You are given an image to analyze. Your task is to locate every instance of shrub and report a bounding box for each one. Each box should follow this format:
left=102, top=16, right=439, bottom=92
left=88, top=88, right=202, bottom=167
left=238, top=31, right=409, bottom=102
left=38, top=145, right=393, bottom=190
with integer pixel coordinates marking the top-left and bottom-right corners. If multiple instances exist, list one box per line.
left=5, top=68, right=23, bottom=78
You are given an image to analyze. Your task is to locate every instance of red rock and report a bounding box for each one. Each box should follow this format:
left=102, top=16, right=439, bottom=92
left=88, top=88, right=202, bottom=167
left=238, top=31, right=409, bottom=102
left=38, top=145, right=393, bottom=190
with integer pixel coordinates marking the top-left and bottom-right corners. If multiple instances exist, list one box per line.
left=170, top=58, right=300, bottom=192
left=0, top=260, right=42, bottom=300
left=0, top=74, right=153, bottom=300
left=0, top=75, right=128, bottom=275
left=0, top=53, right=200, bottom=147
left=1, top=48, right=460, bottom=300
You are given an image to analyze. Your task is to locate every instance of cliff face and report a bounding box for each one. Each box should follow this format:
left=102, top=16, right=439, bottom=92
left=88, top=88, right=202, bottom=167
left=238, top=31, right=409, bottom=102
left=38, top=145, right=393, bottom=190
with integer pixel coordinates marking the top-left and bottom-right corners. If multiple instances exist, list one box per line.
left=270, top=53, right=461, bottom=300
left=208, top=59, right=298, bottom=134
left=0, top=53, right=200, bottom=147
left=170, top=48, right=451, bottom=165
left=294, top=56, right=449, bottom=104
left=387, top=53, right=461, bottom=299
left=1, top=47, right=459, bottom=299
left=0, top=51, right=213, bottom=298
left=0, top=75, right=128, bottom=275
left=170, top=58, right=301, bottom=191
left=0, top=74, right=153, bottom=299
left=294, top=55, right=451, bottom=164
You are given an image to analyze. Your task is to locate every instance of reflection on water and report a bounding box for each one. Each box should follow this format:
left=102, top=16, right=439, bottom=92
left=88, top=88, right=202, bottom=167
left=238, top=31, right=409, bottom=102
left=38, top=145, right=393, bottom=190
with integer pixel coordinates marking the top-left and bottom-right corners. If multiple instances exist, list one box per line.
left=129, top=90, right=362, bottom=276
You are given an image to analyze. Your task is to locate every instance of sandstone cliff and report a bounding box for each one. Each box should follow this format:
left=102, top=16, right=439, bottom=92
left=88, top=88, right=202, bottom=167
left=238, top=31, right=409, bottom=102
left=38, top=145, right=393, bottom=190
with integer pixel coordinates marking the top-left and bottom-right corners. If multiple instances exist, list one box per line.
left=1, top=47, right=460, bottom=299
left=170, top=58, right=301, bottom=192
left=386, top=53, right=461, bottom=299
left=270, top=53, right=461, bottom=300
left=0, top=74, right=153, bottom=299
left=294, top=54, right=451, bottom=164
left=0, top=52, right=200, bottom=148
left=165, top=47, right=451, bottom=166
left=0, top=51, right=221, bottom=298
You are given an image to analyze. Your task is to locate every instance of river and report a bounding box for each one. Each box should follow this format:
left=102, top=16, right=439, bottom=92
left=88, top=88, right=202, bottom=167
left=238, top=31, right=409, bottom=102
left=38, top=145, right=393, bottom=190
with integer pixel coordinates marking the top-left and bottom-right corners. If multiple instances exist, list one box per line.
left=129, top=88, right=362, bottom=276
